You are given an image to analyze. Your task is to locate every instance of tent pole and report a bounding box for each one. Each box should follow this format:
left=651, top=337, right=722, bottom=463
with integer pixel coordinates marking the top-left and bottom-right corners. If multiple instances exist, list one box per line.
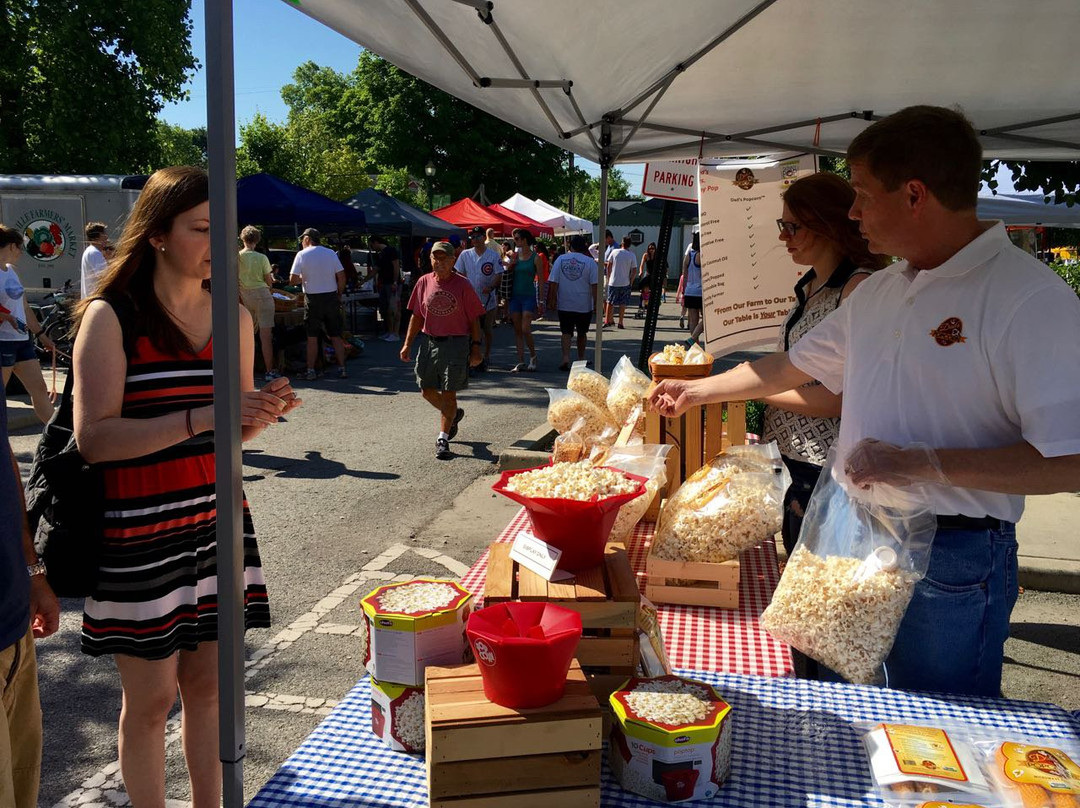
left=568, top=152, right=575, bottom=214
left=205, top=0, right=245, bottom=805
left=595, top=161, right=609, bottom=372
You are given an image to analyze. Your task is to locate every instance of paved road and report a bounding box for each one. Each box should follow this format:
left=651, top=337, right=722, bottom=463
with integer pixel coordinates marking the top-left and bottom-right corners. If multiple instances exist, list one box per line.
left=9, top=302, right=1079, bottom=807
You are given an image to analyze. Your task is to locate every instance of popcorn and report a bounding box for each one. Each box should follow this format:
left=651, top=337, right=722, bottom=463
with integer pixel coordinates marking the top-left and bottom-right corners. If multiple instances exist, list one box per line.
left=547, top=388, right=617, bottom=437
left=609, top=478, right=659, bottom=543
left=656, top=344, right=687, bottom=365
left=762, top=547, right=918, bottom=685
left=377, top=581, right=459, bottom=614
left=567, top=367, right=610, bottom=409
left=623, top=678, right=712, bottom=725
left=609, top=385, right=646, bottom=427
left=393, top=690, right=426, bottom=751
left=505, top=462, right=638, bottom=501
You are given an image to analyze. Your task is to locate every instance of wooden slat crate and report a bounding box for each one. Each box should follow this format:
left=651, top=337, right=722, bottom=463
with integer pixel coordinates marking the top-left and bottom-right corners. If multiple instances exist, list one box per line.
left=484, top=542, right=639, bottom=680
left=645, top=554, right=740, bottom=609
left=426, top=660, right=602, bottom=808
left=643, top=397, right=747, bottom=520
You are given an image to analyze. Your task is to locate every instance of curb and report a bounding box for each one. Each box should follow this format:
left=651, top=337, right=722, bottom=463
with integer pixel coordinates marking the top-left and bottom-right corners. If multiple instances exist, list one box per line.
left=497, top=423, right=555, bottom=472
left=7, top=399, right=42, bottom=431
left=1017, top=556, right=1080, bottom=595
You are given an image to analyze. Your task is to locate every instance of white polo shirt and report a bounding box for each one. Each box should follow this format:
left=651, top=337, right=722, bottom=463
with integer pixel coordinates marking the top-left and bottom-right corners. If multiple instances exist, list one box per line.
left=607, top=247, right=636, bottom=288
left=789, top=222, right=1080, bottom=523
left=290, top=245, right=343, bottom=294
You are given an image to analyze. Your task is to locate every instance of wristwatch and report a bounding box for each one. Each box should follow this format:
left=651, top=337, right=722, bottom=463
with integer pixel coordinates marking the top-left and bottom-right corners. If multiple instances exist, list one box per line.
left=27, top=560, right=47, bottom=578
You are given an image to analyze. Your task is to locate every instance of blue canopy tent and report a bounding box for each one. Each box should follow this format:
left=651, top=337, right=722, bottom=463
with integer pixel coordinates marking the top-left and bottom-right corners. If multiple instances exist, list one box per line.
left=342, top=187, right=463, bottom=238
left=236, top=173, right=367, bottom=232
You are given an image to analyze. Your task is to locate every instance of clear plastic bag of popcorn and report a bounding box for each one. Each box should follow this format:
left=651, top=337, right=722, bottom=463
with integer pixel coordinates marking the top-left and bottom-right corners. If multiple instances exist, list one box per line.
left=762, top=447, right=937, bottom=685
left=552, top=416, right=588, bottom=463
left=547, top=388, right=617, bottom=438
left=602, top=444, right=672, bottom=543
left=566, top=360, right=610, bottom=410
left=607, top=355, right=652, bottom=425
left=652, top=442, right=789, bottom=564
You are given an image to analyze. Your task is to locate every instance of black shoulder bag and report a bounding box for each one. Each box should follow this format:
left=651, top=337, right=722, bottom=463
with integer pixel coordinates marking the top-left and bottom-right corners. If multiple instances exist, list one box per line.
left=24, top=296, right=136, bottom=598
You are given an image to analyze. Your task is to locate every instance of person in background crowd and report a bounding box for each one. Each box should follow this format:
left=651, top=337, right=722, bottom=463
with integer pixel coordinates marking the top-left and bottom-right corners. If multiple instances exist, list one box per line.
left=1, top=391, right=59, bottom=808
left=238, top=225, right=279, bottom=381
left=289, top=228, right=349, bottom=380
left=80, top=221, right=109, bottom=298
left=679, top=232, right=703, bottom=334
left=454, top=226, right=503, bottom=372
left=603, top=235, right=636, bottom=329
left=547, top=234, right=598, bottom=371
left=369, top=235, right=401, bottom=342
left=589, top=229, right=616, bottom=265
left=534, top=242, right=551, bottom=320
left=1, top=226, right=55, bottom=423
left=506, top=228, right=541, bottom=372
left=637, top=241, right=659, bottom=309
left=336, top=242, right=359, bottom=290
left=484, top=227, right=498, bottom=253
left=400, top=241, right=483, bottom=459
left=650, top=105, right=1080, bottom=698
left=73, top=166, right=300, bottom=807
left=416, top=238, right=435, bottom=280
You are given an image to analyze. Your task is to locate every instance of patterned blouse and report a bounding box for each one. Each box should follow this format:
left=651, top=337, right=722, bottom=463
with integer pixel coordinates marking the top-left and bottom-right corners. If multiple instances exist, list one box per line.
left=762, top=260, right=871, bottom=466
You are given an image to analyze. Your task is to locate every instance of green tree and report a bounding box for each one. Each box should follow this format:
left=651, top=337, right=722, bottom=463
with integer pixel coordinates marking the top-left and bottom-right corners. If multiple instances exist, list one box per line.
left=984, top=160, right=1079, bottom=207
left=0, top=0, right=197, bottom=173
left=147, top=121, right=207, bottom=170
left=568, top=167, right=631, bottom=222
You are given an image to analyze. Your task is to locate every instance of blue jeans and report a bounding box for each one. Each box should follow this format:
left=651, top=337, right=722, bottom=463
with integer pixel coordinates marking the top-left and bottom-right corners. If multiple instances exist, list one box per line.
left=884, top=524, right=1018, bottom=696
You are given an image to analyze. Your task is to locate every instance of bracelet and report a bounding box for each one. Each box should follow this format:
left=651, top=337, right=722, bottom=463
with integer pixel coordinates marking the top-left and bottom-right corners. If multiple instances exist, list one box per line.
left=185, top=408, right=195, bottom=438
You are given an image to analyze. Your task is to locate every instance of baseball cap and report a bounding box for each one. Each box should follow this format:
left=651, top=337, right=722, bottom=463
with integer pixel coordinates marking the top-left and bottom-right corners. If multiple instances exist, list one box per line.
left=301, top=228, right=320, bottom=240
left=448, top=234, right=462, bottom=247
left=431, top=241, right=455, bottom=256
left=469, top=226, right=486, bottom=238
left=570, top=234, right=589, bottom=252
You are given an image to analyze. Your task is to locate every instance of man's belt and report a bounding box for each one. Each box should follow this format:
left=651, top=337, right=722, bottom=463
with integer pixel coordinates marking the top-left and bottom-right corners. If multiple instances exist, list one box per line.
left=936, top=514, right=1003, bottom=531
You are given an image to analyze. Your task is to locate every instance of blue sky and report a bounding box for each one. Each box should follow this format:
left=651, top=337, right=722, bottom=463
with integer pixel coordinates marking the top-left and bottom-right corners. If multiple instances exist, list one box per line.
left=162, top=0, right=646, bottom=193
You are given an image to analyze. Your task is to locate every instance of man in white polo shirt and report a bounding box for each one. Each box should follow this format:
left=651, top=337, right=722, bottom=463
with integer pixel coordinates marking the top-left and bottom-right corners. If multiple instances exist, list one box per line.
left=289, top=228, right=349, bottom=380
left=649, top=105, right=1080, bottom=697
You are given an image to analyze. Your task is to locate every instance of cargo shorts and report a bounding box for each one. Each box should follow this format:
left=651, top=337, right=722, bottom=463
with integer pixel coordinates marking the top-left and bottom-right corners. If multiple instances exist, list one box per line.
left=415, top=334, right=469, bottom=392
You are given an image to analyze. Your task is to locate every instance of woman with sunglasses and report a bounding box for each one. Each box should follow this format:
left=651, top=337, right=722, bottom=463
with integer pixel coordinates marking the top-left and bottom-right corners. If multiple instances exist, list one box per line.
left=763, top=172, right=888, bottom=559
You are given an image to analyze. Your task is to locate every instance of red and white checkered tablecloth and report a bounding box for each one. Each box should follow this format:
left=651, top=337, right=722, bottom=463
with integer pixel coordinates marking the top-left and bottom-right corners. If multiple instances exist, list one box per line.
left=460, top=508, right=794, bottom=678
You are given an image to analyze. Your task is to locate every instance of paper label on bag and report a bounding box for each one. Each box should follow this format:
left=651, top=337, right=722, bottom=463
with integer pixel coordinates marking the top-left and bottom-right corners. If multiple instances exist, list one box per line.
left=510, top=531, right=573, bottom=581
left=884, top=725, right=968, bottom=782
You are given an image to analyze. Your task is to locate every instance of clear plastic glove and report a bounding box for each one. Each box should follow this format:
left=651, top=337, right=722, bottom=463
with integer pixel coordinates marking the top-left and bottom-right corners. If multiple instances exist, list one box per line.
left=843, top=439, right=949, bottom=489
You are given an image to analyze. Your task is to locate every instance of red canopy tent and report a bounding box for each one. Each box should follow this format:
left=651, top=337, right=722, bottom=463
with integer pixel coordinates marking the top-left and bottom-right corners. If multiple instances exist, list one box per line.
left=488, top=203, right=555, bottom=237
left=431, top=198, right=505, bottom=232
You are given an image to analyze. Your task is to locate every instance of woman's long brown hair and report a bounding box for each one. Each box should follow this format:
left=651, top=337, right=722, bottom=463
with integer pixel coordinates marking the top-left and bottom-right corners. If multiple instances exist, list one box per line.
left=75, top=166, right=209, bottom=356
left=783, top=172, right=888, bottom=271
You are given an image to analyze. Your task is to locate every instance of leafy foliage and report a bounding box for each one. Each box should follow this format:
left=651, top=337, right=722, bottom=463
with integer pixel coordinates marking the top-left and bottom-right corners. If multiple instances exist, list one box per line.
left=984, top=160, right=1079, bottom=207
left=0, top=0, right=197, bottom=173
left=570, top=167, right=631, bottom=222
left=1050, top=261, right=1080, bottom=296
left=147, top=121, right=207, bottom=170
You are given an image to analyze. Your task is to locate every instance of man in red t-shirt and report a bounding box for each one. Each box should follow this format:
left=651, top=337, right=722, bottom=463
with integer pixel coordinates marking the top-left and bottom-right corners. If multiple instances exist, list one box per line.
left=401, top=241, right=484, bottom=459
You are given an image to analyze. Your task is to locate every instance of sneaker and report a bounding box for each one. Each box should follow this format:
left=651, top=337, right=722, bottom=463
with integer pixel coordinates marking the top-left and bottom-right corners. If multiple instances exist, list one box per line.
left=526, top=356, right=537, bottom=372
left=602, top=322, right=615, bottom=329
left=679, top=317, right=685, bottom=329
left=385, top=333, right=400, bottom=342
left=338, top=366, right=348, bottom=379
left=448, top=408, right=465, bottom=440
left=435, top=437, right=451, bottom=459
left=511, top=361, right=527, bottom=373
left=617, top=323, right=625, bottom=329
left=264, top=370, right=282, bottom=382
left=303, top=368, right=317, bottom=381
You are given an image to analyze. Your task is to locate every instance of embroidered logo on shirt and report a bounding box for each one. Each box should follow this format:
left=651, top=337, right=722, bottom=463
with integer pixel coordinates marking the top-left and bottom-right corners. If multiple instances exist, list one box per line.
left=426, top=289, right=459, bottom=317
left=481, top=261, right=495, bottom=276
left=929, top=317, right=967, bottom=346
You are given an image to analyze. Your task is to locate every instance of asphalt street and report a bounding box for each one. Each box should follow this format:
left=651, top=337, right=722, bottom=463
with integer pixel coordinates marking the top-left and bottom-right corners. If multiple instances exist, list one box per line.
left=8, top=301, right=1079, bottom=807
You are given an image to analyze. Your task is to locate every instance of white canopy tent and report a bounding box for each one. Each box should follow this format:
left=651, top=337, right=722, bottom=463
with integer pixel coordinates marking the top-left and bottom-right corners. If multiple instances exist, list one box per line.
left=499, top=192, right=592, bottom=235
left=204, top=2, right=1080, bottom=803
left=531, top=198, right=592, bottom=235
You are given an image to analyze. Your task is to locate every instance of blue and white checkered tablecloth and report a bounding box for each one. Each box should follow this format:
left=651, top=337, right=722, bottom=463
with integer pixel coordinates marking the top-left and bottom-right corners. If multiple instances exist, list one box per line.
left=247, top=671, right=1080, bottom=808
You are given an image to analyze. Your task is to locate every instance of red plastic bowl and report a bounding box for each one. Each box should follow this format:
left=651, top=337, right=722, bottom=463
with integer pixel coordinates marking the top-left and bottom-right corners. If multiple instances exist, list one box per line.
left=492, top=465, right=647, bottom=572
left=467, top=602, right=582, bottom=708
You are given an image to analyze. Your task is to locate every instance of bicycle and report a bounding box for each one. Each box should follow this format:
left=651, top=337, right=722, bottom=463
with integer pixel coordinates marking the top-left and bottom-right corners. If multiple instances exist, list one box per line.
left=30, top=284, right=75, bottom=366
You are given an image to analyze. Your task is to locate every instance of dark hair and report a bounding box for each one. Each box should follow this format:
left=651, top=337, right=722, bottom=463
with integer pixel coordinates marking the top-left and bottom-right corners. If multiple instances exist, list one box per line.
left=847, top=105, right=982, bottom=211
left=76, top=166, right=209, bottom=357
left=85, top=221, right=107, bottom=241
left=691, top=232, right=700, bottom=252
left=512, top=228, right=535, bottom=246
left=783, top=173, right=888, bottom=270
left=621, top=235, right=632, bottom=248
left=646, top=242, right=656, bottom=250
left=569, top=234, right=590, bottom=254
left=604, top=229, right=613, bottom=240
left=0, top=224, right=21, bottom=248
left=535, top=242, right=549, bottom=259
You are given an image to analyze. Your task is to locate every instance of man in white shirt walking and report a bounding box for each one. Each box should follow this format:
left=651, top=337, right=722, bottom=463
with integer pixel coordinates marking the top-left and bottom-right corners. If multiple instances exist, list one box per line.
left=454, top=226, right=503, bottom=372
left=80, top=221, right=109, bottom=298
left=603, top=235, right=636, bottom=329
left=289, top=228, right=349, bottom=380
left=547, top=235, right=599, bottom=371
left=650, top=105, right=1080, bottom=697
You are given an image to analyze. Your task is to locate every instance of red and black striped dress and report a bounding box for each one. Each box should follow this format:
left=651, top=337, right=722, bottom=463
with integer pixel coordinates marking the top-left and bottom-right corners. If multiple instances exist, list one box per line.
left=82, top=336, right=270, bottom=659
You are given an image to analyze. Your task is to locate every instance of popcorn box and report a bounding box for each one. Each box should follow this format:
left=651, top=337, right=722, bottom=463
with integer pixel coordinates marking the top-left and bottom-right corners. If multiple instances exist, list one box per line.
left=361, top=579, right=473, bottom=687
left=370, top=678, right=426, bottom=753
left=609, top=675, right=733, bottom=803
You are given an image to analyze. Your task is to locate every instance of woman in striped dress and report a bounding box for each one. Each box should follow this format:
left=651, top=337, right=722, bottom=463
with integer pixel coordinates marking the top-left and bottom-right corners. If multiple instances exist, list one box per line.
left=72, top=166, right=301, bottom=808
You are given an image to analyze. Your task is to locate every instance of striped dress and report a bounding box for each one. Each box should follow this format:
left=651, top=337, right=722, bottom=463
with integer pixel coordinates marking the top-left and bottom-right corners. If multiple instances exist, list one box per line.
left=82, top=336, right=270, bottom=659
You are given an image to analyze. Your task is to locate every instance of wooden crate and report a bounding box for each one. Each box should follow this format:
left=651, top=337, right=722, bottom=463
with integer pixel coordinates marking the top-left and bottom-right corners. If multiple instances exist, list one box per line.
left=645, top=554, right=740, bottom=609
left=643, top=397, right=747, bottom=520
left=426, top=660, right=602, bottom=808
left=484, top=542, right=640, bottom=688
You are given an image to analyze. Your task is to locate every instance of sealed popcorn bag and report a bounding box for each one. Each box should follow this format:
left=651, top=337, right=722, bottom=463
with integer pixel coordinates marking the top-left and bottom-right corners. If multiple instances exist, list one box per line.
left=566, top=360, right=610, bottom=409
left=606, top=355, right=652, bottom=427
left=547, top=387, right=618, bottom=438
left=762, top=447, right=937, bottom=685
left=600, top=444, right=672, bottom=543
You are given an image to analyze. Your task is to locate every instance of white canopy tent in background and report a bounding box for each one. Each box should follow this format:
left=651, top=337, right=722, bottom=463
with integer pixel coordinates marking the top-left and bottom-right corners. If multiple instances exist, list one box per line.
left=204, top=1, right=1080, bottom=803
left=530, top=198, right=592, bottom=235
left=500, top=192, right=591, bottom=235
left=976, top=193, right=1080, bottom=228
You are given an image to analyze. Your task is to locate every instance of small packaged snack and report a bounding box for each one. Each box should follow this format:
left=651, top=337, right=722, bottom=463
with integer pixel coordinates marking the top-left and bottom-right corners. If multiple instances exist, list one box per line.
left=552, top=416, right=588, bottom=463
left=982, top=736, right=1080, bottom=807
left=547, top=387, right=618, bottom=438
left=607, top=355, right=652, bottom=426
left=566, top=360, right=610, bottom=409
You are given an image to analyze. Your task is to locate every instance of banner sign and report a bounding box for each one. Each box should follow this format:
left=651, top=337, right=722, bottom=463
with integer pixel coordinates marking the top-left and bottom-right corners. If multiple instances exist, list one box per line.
left=0, top=195, right=83, bottom=289
left=642, top=159, right=699, bottom=202
left=697, top=155, right=817, bottom=357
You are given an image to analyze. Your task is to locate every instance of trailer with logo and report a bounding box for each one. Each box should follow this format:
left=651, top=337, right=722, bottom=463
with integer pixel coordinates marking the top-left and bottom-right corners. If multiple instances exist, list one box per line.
left=0, top=175, right=147, bottom=291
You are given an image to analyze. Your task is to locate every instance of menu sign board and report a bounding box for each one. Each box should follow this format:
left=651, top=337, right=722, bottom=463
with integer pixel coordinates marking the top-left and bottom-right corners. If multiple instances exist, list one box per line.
left=697, top=155, right=817, bottom=357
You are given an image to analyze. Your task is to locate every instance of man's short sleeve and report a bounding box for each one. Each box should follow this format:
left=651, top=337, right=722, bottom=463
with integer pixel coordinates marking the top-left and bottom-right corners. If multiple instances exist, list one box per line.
left=453, top=254, right=466, bottom=274
left=587, top=258, right=599, bottom=285
left=289, top=252, right=304, bottom=277
left=995, top=284, right=1080, bottom=457
left=89, top=249, right=107, bottom=272
left=406, top=276, right=425, bottom=314
left=548, top=258, right=561, bottom=285
left=787, top=303, right=850, bottom=393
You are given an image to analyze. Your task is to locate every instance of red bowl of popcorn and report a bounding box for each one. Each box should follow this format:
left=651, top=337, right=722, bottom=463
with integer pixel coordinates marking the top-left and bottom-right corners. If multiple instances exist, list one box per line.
left=492, top=464, right=647, bottom=572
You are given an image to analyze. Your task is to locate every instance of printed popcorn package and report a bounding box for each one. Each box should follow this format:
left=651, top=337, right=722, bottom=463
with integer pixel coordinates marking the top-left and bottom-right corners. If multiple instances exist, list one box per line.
left=609, top=676, right=733, bottom=803
left=360, top=579, right=473, bottom=687
left=370, top=678, right=426, bottom=753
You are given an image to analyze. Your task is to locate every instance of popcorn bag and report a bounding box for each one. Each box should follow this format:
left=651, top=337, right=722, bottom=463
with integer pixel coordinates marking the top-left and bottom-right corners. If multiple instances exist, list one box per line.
left=652, top=443, right=788, bottom=563
left=566, top=360, right=610, bottom=409
left=607, top=355, right=652, bottom=426
left=601, top=445, right=672, bottom=543
left=762, top=448, right=937, bottom=685
left=547, top=387, right=618, bottom=438
left=552, top=416, right=619, bottom=465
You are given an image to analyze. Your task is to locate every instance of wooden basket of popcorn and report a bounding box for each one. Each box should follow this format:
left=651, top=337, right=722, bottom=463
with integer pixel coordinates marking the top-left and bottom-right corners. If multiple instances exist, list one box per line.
left=648, top=344, right=714, bottom=380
